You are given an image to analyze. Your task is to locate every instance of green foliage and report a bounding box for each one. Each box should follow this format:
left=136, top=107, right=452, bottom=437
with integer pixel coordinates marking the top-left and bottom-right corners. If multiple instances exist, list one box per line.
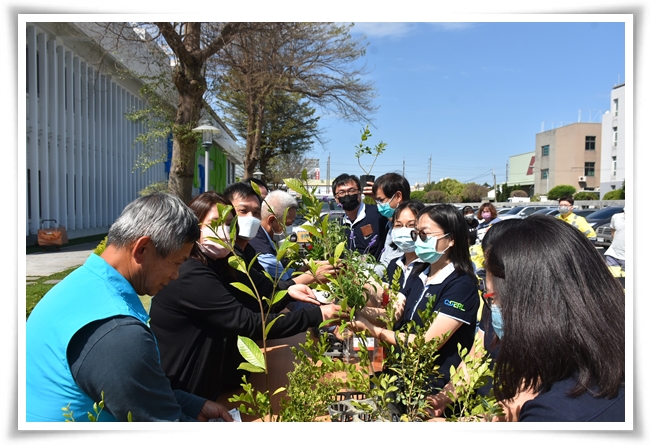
left=410, top=190, right=426, bottom=201
left=62, top=391, right=133, bottom=422
left=574, top=191, right=599, bottom=200
left=547, top=185, right=576, bottom=201
left=278, top=333, right=350, bottom=422
left=432, top=178, right=465, bottom=198
left=93, top=237, right=108, bottom=256
left=138, top=181, right=169, bottom=196
left=443, top=339, right=503, bottom=422
left=423, top=182, right=436, bottom=193
left=381, top=296, right=446, bottom=421
left=354, top=126, right=387, bottom=176
left=497, top=183, right=524, bottom=202
left=530, top=194, right=542, bottom=202
left=603, top=188, right=625, bottom=200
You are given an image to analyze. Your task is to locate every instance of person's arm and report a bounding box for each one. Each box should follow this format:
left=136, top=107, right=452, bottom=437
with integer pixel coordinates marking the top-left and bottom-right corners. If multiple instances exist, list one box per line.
left=68, top=316, right=230, bottom=421
left=256, top=252, right=294, bottom=281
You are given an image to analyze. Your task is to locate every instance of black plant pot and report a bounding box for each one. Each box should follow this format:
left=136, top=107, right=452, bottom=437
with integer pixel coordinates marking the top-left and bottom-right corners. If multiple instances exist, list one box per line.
left=359, top=175, right=375, bottom=190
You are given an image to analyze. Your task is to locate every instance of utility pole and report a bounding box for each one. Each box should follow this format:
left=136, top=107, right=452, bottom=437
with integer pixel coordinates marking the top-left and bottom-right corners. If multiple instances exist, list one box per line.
left=427, top=156, right=432, bottom=185
left=326, top=154, right=331, bottom=194
left=493, top=168, right=497, bottom=202
left=402, top=158, right=405, bottom=177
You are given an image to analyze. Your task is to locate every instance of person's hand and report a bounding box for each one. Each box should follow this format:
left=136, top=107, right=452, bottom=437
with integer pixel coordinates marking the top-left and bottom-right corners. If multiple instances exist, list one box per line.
left=197, top=400, right=234, bottom=422
left=362, top=181, right=374, bottom=197
left=348, top=314, right=371, bottom=333
left=311, top=260, right=338, bottom=283
left=424, top=392, right=452, bottom=418
left=320, top=303, right=347, bottom=321
left=287, top=283, right=320, bottom=305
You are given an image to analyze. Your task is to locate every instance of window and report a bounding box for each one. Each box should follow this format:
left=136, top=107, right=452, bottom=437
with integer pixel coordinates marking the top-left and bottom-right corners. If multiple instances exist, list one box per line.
left=585, top=162, right=595, bottom=177
left=614, top=98, right=619, bottom=116
left=612, top=156, right=617, bottom=177
left=613, top=127, right=618, bottom=147
left=585, top=136, right=596, bottom=151
left=541, top=169, right=549, bottom=179
left=542, top=145, right=549, bottom=156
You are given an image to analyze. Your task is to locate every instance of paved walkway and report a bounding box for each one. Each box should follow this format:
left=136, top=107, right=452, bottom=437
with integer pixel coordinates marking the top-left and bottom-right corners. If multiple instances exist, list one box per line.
left=26, top=242, right=97, bottom=277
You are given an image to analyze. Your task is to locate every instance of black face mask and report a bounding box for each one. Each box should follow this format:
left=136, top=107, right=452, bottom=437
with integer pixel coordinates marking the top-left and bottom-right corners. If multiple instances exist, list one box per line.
left=339, top=194, right=360, bottom=211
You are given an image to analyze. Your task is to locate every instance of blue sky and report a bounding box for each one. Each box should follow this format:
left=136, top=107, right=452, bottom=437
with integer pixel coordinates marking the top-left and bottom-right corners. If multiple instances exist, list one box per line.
left=312, top=20, right=626, bottom=187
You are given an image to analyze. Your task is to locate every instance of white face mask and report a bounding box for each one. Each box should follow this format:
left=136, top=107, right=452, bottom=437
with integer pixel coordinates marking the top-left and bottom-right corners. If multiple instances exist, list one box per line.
left=198, top=224, right=231, bottom=260
left=237, top=215, right=262, bottom=240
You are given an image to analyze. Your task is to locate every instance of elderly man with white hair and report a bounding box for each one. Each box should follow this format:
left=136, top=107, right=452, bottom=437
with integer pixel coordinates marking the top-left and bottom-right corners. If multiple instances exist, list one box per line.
left=248, top=189, right=335, bottom=285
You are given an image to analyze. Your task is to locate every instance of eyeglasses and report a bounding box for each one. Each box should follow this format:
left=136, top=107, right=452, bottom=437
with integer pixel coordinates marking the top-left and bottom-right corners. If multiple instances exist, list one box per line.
left=375, top=195, right=394, bottom=205
left=482, top=291, right=496, bottom=308
left=410, top=229, right=448, bottom=242
left=334, top=189, right=360, bottom=199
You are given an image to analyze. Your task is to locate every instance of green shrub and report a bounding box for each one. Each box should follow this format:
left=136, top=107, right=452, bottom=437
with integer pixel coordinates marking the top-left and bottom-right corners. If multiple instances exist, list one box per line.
left=410, top=190, right=426, bottom=201
left=547, top=185, right=576, bottom=201
left=510, top=189, right=528, bottom=198
left=574, top=191, right=599, bottom=200
left=93, top=236, right=108, bottom=256
left=138, top=181, right=169, bottom=197
left=603, top=189, right=624, bottom=200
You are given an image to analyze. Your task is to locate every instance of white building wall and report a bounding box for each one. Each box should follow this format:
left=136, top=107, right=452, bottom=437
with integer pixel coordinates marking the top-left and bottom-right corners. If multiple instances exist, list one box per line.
left=600, top=84, right=625, bottom=197
left=26, top=23, right=168, bottom=243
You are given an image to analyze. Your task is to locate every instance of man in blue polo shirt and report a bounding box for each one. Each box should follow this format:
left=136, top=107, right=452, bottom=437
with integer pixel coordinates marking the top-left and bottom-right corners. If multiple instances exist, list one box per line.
left=26, top=193, right=233, bottom=422
left=332, top=173, right=389, bottom=262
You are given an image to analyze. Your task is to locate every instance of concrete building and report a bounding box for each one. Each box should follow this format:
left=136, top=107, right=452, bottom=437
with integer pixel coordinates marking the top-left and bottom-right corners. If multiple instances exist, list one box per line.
left=24, top=22, right=241, bottom=244
left=600, top=84, right=626, bottom=197
left=533, top=122, right=602, bottom=197
left=506, top=152, right=535, bottom=197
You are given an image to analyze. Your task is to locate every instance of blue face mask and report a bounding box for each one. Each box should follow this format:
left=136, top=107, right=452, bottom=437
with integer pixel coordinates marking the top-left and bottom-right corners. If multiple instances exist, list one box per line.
left=392, top=227, right=416, bottom=253
left=377, top=195, right=396, bottom=218
left=414, top=233, right=449, bottom=264
left=490, top=304, right=503, bottom=339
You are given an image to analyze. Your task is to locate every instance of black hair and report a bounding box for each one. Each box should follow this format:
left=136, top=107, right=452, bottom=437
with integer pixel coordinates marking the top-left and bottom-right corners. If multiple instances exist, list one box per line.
left=390, top=200, right=426, bottom=250
left=416, top=204, right=476, bottom=285
left=242, top=177, right=269, bottom=193
left=332, top=173, right=361, bottom=195
left=559, top=195, right=575, bottom=205
left=462, top=205, right=474, bottom=215
left=485, top=215, right=625, bottom=401
left=223, top=182, right=262, bottom=205
left=372, top=173, right=411, bottom=201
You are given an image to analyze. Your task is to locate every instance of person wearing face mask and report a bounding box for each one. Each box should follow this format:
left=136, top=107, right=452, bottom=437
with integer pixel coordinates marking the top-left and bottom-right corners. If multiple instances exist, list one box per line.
left=247, top=190, right=336, bottom=284
left=149, top=191, right=345, bottom=401
left=358, top=200, right=426, bottom=327
left=462, top=206, right=479, bottom=246
left=349, top=204, right=480, bottom=412
left=371, top=173, right=412, bottom=273
left=555, top=195, right=597, bottom=243
left=333, top=173, right=390, bottom=262
left=475, top=202, right=502, bottom=245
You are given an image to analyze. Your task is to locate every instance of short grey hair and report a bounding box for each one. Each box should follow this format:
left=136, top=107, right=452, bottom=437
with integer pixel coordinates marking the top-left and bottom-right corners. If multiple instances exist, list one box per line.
left=261, top=190, right=299, bottom=221
left=107, top=192, right=200, bottom=257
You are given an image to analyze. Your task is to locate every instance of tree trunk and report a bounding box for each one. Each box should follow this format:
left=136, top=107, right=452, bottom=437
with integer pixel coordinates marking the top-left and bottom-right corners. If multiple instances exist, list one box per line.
left=243, top=96, right=266, bottom=179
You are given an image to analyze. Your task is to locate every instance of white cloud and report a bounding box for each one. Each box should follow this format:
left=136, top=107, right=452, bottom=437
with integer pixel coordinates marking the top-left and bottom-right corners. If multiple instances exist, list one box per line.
left=349, top=22, right=416, bottom=38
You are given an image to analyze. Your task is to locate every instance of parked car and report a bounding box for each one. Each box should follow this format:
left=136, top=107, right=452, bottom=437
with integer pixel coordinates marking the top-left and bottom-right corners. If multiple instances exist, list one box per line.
left=595, top=223, right=613, bottom=247
left=531, top=207, right=559, bottom=215
left=495, top=205, right=528, bottom=220
left=585, top=206, right=625, bottom=231
left=573, top=208, right=598, bottom=218
left=500, top=205, right=552, bottom=220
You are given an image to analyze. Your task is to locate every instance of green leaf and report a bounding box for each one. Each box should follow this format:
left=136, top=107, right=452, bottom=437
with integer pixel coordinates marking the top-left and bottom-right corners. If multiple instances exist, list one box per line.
left=238, top=362, right=266, bottom=373
left=237, top=336, right=266, bottom=369
left=272, top=290, right=288, bottom=306
left=228, top=255, right=247, bottom=273
left=273, top=387, right=287, bottom=396
left=334, top=242, right=346, bottom=260
left=230, top=282, right=256, bottom=299
left=264, top=314, right=284, bottom=337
